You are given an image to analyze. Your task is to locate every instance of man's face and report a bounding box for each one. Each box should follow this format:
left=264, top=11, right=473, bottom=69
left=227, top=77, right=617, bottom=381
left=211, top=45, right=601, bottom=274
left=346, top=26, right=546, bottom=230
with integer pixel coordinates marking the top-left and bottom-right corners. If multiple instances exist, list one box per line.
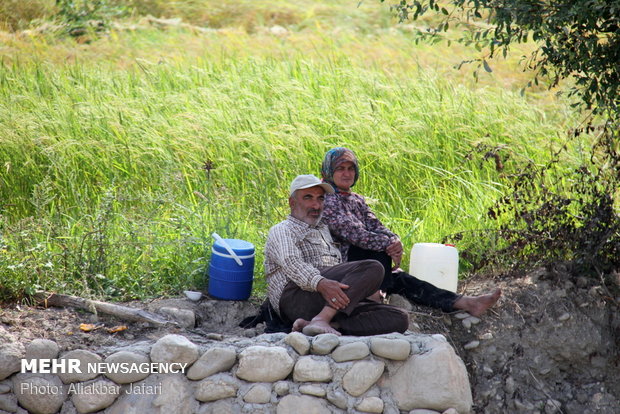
left=289, top=186, right=325, bottom=226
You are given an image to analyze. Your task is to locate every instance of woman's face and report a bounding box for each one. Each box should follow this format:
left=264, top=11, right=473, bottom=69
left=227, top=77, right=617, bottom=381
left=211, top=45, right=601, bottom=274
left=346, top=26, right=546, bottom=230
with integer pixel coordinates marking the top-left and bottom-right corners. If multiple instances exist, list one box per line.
left=333, top=161, right=356, bottom=191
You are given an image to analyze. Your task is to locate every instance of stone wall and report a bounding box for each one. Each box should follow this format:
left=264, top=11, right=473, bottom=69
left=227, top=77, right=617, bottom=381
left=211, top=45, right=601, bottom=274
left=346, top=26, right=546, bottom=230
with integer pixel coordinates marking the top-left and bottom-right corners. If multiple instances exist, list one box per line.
left=1, top=332, right=472, bottom=414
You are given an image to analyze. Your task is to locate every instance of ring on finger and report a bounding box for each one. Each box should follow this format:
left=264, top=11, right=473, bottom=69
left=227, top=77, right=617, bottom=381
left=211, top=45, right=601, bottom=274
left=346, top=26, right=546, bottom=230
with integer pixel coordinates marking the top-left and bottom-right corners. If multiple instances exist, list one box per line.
left=331, top=297, right=337, bottom=303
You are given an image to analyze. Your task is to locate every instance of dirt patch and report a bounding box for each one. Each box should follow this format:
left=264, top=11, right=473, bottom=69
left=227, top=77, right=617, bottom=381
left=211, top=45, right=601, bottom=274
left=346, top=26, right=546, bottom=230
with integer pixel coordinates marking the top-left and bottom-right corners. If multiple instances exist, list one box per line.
left=1, top=270, right=618, bottom=413
left=0, top=296, right=262, bottom=352
left=412, top=269, right=620, bottom=414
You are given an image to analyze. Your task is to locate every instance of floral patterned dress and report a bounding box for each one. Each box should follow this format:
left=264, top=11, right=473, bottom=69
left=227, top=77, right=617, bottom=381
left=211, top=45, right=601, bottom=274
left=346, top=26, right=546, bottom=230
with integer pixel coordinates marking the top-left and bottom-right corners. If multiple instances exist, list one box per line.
left=321, top=191, right=399, bottom=260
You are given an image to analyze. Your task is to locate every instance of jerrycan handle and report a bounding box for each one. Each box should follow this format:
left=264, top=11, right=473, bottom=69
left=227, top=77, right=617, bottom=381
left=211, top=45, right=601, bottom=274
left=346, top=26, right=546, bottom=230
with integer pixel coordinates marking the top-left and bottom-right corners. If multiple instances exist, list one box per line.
left=212, top=232, right=243, bottom=266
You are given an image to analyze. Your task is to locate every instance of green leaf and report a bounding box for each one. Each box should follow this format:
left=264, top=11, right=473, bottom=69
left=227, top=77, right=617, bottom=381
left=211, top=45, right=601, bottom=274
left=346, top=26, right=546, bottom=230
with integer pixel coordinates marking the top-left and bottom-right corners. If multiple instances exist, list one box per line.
left=483, top=59, right=493, bottom=73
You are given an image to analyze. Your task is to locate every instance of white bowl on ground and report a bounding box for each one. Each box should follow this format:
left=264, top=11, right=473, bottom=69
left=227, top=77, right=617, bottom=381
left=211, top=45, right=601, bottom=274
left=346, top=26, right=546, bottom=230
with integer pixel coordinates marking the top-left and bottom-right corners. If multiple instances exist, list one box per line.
left=184, top=290, right=203, bottom=301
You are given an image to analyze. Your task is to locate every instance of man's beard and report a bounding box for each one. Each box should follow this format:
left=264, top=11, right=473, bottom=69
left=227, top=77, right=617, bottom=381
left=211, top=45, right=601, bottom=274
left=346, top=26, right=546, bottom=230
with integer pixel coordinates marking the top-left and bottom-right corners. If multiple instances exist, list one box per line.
left=307, top=210, right=322, bottom=226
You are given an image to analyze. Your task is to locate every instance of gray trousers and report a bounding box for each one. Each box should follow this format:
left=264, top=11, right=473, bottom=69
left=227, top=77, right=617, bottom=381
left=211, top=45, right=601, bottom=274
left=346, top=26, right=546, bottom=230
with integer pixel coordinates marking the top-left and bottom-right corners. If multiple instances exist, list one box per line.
left=279, top=259, right=409, bottom=336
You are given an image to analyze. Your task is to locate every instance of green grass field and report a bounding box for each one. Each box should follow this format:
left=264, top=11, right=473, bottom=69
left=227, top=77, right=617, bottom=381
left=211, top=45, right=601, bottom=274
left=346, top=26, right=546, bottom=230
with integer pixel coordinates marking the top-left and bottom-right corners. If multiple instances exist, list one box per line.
left=0, top=0, right=591, bottom=302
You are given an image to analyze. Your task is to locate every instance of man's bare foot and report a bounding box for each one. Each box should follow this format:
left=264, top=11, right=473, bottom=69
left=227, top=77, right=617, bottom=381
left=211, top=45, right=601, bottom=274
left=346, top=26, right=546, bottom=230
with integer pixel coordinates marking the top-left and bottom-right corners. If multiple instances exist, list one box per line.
left=292, top=318, right=310, bottom=332
left=301, top=318, right=341, bottom=336
left=454, top=288, right=502, bottom=317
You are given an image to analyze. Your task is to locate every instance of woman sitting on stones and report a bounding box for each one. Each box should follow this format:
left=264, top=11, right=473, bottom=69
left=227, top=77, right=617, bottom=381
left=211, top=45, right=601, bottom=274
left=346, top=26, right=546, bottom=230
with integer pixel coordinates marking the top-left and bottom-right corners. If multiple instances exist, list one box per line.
left=320, top=147, right=501, bottom=317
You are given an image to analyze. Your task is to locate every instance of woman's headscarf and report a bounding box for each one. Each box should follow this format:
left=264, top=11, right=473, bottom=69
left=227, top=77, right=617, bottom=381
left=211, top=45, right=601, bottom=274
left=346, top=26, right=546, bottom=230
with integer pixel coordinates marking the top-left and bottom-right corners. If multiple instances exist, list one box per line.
left=321, top=147, right=359, bottom=191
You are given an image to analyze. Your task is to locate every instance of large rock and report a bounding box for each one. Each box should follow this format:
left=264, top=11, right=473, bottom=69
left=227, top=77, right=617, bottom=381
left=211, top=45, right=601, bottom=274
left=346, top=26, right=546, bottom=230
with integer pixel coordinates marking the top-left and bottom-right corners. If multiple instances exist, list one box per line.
left=276, top=394, right=330, bottom=414
left=274, top=381, right=289, bottom=396
left=356, top=396, right=384, bottom=413
left=331, top=342, right=370, bottom=362
left=106, top=373, right=197, bottom=414
left=293, top=357, right=332, bottom=382
left=242, top=383, right=271, bottom=404
left=0, top=380, right=10, bottom=394
left=195, top=374, right=239, bottom=402
left=13, top=373, right=67, bottom=414
left=235, top=346, right=294, bottom=382
left=370, top=337, right=410, bottom=360
left=0, top=342, right=25, bottom=380
left=0, top=392, right=18, bottom=412
left=70, top=379, right=119, bottom=413
left=299, top=384, right=326, bottom=397
left=310, top=334, right=339, bottom=355
left=284, top=332, right=310, bottom=355
left=326, top=390, right=348, bottom=410
left=387, top=340, right=473, bottom=413
left=103, top=351, right=150, bottom=384
left=150, top=335, right=199, bottom=366
left=186, top=347, right=237, bottom=381
left=25, top=339, right=59, bottom=360
left=342, top=360, right=385, bottom=397
left=57, top=350, right=101, bottom=384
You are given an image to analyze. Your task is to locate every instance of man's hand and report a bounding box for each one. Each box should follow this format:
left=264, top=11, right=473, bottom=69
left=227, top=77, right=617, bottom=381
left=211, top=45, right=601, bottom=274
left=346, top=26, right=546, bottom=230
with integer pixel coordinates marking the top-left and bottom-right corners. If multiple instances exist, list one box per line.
left=386, top=240, right=403, bottom=268
left=317, top=279, right=350, bottom=310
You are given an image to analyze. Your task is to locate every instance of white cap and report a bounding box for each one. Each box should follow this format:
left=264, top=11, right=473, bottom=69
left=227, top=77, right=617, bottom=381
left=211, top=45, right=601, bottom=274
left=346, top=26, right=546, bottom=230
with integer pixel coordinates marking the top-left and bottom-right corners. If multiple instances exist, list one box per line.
left=289, top=174, right=335, bottom=197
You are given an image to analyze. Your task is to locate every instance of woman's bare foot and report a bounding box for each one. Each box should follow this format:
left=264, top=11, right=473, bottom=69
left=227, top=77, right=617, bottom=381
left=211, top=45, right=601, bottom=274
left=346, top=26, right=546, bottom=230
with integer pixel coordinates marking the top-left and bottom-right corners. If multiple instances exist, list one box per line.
left=453, top=288, right=502, bottom=317
left=301, top=317, right=341, bottom=336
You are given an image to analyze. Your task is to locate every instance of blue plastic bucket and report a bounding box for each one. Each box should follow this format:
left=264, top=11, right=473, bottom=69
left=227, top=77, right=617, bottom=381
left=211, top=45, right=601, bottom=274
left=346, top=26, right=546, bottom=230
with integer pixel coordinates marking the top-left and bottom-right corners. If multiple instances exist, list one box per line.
left=208, top=238, right=255, bottom=300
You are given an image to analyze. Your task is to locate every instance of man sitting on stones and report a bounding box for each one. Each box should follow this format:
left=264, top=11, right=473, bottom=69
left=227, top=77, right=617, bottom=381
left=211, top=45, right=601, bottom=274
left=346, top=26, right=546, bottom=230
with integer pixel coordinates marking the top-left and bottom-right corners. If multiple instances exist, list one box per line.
left=265, top=174, right=409, bottom=336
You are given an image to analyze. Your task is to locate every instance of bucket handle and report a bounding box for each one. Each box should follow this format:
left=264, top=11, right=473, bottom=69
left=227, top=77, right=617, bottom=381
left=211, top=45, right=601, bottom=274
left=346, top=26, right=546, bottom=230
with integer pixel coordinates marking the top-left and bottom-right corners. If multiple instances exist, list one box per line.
left=212, top=232, right=243, bottom=266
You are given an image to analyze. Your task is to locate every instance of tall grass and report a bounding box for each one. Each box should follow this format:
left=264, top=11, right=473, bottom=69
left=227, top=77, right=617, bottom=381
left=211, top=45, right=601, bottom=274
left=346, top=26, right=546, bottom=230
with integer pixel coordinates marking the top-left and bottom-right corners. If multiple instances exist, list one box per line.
left=0, top=1, right=589, bottom=302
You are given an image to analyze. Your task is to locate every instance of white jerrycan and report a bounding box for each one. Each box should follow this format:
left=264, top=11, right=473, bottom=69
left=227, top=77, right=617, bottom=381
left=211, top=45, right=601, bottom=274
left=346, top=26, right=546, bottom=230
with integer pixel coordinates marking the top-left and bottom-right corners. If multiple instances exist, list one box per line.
left=409, top=243, right=459, bottom=292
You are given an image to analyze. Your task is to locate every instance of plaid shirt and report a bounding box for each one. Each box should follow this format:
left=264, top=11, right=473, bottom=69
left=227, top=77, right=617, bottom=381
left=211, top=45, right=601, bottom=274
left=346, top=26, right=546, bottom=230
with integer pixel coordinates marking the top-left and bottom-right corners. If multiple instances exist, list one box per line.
left=265, top=215, right=342, bottom=314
